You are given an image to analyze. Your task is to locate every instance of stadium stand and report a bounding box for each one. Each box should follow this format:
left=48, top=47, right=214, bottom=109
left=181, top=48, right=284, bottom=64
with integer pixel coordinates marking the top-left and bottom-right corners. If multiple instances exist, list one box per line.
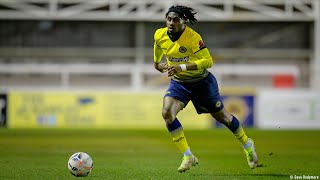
left=0, top=0, right=319, bottom=90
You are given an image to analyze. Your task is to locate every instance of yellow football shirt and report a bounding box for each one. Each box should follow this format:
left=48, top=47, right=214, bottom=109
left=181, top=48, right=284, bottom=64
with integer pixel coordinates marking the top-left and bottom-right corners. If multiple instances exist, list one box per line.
left=154, top=26, right=213, bottom=82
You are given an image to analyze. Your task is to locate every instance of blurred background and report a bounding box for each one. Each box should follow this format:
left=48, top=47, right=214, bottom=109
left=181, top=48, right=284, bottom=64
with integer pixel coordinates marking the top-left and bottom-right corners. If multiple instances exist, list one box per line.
left=0, top=0, right=319, bottom=130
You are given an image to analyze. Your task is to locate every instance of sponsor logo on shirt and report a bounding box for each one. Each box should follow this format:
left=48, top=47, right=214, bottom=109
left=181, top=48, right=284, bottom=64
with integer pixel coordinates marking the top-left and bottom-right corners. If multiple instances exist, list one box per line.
left=168, top=56, right=189, bottom=62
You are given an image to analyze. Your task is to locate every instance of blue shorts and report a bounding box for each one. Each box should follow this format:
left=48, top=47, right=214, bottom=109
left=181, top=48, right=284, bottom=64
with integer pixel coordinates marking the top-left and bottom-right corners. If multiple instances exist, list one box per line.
left=164, top=72, right=224, bottom=114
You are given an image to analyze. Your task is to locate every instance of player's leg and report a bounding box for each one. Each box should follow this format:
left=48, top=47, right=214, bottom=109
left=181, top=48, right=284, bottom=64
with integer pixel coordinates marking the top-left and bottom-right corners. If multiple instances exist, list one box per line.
left=189, top=72, right=258, bottom=168
left=162, top=96, right=198, bottom=172
left=162, top=96, right=187, bottom=154
left=210, top=108, right=248, bottom=145
left=210, top=109, right=258, bottom=168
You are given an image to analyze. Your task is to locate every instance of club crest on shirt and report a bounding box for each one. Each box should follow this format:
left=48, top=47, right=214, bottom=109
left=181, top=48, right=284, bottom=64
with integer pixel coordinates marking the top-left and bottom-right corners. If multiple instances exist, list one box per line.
left=179, top=46, right=187, bottom=53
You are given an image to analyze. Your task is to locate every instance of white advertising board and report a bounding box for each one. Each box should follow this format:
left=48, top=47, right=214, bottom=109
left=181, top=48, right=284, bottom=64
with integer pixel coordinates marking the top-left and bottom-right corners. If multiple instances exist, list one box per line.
left=256, top=90, right=320, bottom=129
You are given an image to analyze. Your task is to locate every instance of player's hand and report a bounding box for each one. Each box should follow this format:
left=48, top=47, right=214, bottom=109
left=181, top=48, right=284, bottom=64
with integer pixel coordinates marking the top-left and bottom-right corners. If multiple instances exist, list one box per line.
left=155, top=62, right=168, bottom=73
left=167, top=65, right=182, bottom=76
left=159, top=63, right=168, bottom=73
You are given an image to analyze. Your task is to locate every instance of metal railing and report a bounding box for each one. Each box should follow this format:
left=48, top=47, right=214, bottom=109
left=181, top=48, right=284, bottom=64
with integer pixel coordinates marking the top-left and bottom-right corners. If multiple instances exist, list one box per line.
left=0, top=0, right=317, bottom=21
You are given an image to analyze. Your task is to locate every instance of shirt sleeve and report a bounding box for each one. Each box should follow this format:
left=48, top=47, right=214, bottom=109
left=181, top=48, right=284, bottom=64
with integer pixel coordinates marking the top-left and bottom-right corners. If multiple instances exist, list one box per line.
left=153, top=29, right=163, bottom=63
left=191, top=33, right=213, bottom=70
left=194, top=48, right=213, bottom=70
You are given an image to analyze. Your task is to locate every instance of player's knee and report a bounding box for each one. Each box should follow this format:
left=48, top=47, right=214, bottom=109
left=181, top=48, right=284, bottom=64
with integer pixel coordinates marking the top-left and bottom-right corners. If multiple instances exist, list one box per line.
left=162, top=108, right=175, bottom=124
left=211, top=110, right=233, bottom=125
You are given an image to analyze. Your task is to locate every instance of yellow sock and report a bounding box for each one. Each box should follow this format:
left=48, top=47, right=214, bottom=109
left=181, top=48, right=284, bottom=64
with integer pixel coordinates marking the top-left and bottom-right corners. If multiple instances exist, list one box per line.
left=170, top=128, right=189, bottom=153
left=234, top=126, right=248, bottom=145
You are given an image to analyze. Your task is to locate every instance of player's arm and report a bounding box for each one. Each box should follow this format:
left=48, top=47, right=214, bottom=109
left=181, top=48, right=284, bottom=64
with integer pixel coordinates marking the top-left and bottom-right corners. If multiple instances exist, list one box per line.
left=191, top=35, right=213, bottom=70
left=167, top=50, right=212, bottom=76
left=153, top=30, right=168, bottom=73
left=193, top=47, right=213, bottom=70
left=167, top=44, right=213, bottom=76
left=154, top=62, right=168, bottom=73
left=154, top=43, right=168, bottom=73
left=167, top=63, right=197, bottom=76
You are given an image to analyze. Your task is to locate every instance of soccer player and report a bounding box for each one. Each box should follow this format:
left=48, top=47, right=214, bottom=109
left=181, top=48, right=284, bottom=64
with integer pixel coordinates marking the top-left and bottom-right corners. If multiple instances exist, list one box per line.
left=153, top=5, right=259, bottom=172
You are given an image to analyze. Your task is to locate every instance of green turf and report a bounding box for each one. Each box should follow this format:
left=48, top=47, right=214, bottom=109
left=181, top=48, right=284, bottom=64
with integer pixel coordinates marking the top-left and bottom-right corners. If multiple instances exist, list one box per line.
left=0, top=128, right=319, bottom=180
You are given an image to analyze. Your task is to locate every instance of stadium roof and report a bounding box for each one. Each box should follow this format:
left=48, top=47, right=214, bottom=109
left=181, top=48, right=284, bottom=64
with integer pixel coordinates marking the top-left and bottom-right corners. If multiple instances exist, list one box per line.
left=0, top=0, right=318, bottom=21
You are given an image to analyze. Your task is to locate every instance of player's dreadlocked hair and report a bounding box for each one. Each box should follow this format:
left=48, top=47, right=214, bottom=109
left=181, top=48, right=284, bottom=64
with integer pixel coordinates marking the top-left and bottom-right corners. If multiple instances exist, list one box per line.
left=165, top=5, right=197, bottom=25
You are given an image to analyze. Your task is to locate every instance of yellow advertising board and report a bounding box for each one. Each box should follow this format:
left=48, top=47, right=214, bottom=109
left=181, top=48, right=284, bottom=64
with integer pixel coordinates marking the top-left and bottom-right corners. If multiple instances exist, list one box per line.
left=8, top=91, right=211, bottom=129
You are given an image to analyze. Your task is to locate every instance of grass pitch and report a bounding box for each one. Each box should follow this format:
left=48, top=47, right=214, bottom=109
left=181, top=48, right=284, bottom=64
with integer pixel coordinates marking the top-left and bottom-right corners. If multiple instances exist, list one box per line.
left=0, top=128, right=319, bottom=180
